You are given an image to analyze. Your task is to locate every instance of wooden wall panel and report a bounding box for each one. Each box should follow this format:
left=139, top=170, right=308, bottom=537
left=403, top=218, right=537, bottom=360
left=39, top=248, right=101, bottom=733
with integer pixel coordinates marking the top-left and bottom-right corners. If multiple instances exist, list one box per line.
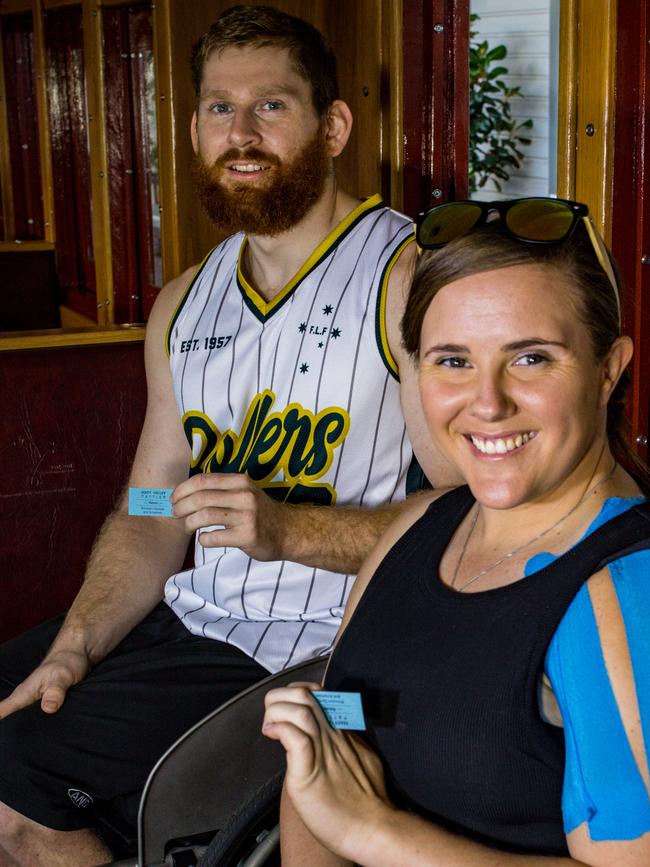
left=557, top=0, right=616, bottom=239
left=611, top=0, right=650, bottom=457
left=402, top=0, right=469, bottom=217
left=0, top=342, right=146, bottom=641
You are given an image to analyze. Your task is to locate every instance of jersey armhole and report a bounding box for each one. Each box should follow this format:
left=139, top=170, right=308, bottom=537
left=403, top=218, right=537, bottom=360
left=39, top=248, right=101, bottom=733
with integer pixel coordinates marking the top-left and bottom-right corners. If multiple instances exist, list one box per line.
left=165, top=246, right=218, bottom=357
left=374, top=235, right=415, bottom=380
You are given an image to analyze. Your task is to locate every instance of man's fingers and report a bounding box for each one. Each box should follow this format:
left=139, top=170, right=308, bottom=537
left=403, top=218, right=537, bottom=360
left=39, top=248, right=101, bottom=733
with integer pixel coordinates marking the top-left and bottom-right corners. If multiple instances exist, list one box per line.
left=172, top=472, right=253, bottom=503
left=40, top=684, right=68, bottom=713
left=0, top=662, right=79, bottom=720
left=0, top=681, right=41, bottom=719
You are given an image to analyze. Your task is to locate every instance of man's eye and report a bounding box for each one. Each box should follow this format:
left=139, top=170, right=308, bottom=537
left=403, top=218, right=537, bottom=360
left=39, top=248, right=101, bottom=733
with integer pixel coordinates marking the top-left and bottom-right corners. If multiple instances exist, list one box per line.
left=261, top=100, right=283, bottom=111
left=210, top=103, right=231, bottom=114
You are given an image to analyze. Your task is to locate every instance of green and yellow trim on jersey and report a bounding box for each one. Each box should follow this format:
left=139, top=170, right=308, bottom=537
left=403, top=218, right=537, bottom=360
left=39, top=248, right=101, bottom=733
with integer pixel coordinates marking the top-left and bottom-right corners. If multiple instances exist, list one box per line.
left=165, top=244, right=219, bottom=357
left=375, top=234, right=416, bottom=380
left=236, top=194, right=385, bottom=323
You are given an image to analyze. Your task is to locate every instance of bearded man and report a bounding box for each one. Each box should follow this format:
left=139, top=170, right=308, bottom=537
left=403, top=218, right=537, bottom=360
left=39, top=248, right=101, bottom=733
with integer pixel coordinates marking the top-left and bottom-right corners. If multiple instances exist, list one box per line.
left=0, top=6, right=455, bottom=865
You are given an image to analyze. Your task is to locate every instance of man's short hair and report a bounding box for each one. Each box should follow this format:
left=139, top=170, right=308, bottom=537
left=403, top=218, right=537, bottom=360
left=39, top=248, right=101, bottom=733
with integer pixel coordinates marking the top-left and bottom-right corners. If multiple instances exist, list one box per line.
left=190, top=5, right=339, bottom=115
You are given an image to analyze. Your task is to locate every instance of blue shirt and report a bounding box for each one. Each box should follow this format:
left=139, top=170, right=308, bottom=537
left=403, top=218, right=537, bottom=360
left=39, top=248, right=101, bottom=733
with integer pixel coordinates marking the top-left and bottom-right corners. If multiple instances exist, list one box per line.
left=527, top=497, right=650, bottom=840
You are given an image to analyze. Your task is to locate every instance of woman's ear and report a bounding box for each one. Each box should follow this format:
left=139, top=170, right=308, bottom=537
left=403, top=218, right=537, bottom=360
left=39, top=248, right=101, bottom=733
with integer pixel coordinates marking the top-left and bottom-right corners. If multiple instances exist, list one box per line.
left=324, top=100, right=353, bottom=158
left=600, top=335, right=634, bottom=406
left=190, top=112, right=199, bottom=155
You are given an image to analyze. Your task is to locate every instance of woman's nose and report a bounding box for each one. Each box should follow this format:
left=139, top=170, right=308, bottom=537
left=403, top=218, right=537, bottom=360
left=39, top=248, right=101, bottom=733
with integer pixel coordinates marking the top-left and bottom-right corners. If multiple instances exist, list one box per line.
left=468, top=372, right=516, bottom=421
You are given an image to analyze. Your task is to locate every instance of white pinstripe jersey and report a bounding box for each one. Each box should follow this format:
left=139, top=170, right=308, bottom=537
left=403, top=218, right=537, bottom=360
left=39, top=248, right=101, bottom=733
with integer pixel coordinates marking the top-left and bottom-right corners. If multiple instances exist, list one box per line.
left=164, top=195, right=414, bottom=672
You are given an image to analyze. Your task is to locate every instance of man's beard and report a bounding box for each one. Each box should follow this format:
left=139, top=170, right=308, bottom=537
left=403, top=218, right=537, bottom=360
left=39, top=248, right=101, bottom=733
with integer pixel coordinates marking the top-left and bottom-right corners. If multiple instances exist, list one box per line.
left=191, top=128, right=331, bottom=237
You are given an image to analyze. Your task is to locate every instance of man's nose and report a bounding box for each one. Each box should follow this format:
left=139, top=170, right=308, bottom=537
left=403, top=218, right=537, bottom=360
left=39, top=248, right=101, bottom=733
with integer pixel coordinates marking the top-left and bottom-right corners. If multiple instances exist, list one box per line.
left=227, top=110, right=263, bottom=148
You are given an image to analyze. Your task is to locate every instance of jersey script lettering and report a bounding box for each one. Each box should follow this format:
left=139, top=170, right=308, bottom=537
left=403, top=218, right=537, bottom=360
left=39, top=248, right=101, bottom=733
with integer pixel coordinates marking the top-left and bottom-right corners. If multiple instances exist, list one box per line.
left=182, top=390, right=350, bottom=505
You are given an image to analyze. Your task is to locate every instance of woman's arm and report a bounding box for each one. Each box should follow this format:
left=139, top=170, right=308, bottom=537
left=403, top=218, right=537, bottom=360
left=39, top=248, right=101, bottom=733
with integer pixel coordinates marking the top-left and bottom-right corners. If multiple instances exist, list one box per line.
left=546, top=551, right=650, bottom=867
left=263, top=684, right=591, bottom=866
left=279, top=785, right=353, bottom=867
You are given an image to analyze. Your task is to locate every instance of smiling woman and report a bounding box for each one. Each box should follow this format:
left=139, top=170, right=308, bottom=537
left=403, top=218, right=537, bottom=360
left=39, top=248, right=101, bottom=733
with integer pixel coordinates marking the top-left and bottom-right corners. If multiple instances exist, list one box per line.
left=415, top=261, right=619, bottom=513
left=263, top=199, right=650, bottom=867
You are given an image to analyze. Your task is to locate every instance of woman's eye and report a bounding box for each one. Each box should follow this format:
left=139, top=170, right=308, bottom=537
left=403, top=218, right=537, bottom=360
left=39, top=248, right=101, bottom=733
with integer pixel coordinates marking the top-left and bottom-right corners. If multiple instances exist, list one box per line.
left=437, top=356, right=469, bottom=368
left=514, top=352, right=547, bottom=366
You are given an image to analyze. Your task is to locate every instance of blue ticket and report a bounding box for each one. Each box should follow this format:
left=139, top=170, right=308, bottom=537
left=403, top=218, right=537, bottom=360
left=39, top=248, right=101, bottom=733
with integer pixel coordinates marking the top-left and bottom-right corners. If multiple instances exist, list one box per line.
left=312, top=690, right=366, bottom=731
left=128, top=487, right=174, bottom=517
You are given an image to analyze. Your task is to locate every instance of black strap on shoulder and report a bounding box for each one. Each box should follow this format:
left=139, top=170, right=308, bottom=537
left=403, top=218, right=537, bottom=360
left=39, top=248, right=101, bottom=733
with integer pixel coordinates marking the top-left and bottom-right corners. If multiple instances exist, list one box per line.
left=570, top=501, right=650, bottom=574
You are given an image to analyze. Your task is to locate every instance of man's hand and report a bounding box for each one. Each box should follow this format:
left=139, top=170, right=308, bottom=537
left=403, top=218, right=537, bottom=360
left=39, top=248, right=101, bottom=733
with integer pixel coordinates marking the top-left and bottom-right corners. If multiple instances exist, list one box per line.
left=0, top=647, right=90, bottom=718
left=171, top=473, right=290, bottom=561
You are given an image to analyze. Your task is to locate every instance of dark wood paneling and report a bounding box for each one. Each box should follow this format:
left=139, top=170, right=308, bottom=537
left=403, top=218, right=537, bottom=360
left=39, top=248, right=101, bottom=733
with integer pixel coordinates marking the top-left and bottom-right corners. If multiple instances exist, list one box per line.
left=0, top=342, right=146, bottom=641
left=402, top=0, right=469, bottom=218
left=103, top=2, right=159, bottom=324
left=612, top=0, right=650, bottom=459
left=1, top=12, right=44, bottom=239
left=0, top=249, right=60, bottom=329
left=44, top=4, right=97, bottom=318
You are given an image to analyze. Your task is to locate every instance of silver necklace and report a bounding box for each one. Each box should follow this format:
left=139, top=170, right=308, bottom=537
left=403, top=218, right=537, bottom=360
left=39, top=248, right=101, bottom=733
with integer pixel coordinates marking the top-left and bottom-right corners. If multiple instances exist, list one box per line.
left=451, top=462, right=617, bottom=593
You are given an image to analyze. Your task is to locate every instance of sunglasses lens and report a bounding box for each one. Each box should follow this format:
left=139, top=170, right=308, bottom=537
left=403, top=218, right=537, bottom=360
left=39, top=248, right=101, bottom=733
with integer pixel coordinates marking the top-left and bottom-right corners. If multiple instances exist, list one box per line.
left=419, top=203, right=484, bottom=247
left=506, top=200, right=575, bottom=241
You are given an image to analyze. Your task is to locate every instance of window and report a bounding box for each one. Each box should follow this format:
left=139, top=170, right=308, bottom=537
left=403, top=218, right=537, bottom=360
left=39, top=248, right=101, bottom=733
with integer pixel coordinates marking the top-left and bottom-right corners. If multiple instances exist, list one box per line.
left=0, top=0, right=161, bottom=329
left=103, top=2, right=161, bottom=323
left=44, top=4, right=96, bottom=319
left=1, top=12, right=44, bottom=240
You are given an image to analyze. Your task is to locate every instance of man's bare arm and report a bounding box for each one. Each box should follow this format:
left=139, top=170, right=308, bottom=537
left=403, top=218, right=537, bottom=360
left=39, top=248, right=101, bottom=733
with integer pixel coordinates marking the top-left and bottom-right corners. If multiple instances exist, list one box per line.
left=172, top=470, right=413, bottom=573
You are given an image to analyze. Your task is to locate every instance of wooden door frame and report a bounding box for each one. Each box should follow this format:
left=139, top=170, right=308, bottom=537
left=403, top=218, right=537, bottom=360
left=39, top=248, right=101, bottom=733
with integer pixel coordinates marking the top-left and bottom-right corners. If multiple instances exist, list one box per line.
left=611, top=0, right=650, bottom=458
left=402, top=0, right=469, bottom=218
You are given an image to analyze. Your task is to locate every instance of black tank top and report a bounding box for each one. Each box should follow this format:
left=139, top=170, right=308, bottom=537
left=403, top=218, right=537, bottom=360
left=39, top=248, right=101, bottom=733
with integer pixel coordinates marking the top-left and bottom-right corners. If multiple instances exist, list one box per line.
left=325, top=486, right=650, bottom=855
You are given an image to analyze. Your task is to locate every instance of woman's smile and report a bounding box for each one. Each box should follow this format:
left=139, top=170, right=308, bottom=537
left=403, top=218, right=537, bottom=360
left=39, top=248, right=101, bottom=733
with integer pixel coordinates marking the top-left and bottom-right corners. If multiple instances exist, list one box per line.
left=466, top=430, right=537, bottom=456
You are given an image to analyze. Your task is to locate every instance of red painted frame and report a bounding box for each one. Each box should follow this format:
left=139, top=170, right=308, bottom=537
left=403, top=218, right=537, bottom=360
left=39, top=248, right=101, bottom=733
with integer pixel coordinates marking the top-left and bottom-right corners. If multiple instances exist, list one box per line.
left=402, top=0, right=469, bottom=219
left=103, top=3, right=160, bottom=324
left=611, top=0, right=650, bottom=459
left=1, top=12, right=44, bottom=240
left=44, top=5, right=97, bottom=320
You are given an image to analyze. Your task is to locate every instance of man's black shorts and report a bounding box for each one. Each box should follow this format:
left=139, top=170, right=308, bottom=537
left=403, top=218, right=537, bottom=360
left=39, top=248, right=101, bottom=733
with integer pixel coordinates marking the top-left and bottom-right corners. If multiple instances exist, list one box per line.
left=0, top=603, right=268, bottom=852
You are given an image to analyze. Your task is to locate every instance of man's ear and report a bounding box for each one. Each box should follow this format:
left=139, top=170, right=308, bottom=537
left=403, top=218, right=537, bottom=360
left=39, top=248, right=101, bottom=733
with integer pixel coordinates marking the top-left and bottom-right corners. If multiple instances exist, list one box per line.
left=600, top=335, right=634, bottom=406
left=190, top=111, right=199, bottom=155
left=324, top=100, right=353, bottom=158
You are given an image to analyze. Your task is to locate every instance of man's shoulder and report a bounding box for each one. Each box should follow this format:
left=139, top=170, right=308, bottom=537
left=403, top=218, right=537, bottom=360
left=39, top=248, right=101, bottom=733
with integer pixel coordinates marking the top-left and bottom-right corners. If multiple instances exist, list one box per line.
left=368, top=197, right=412, bottom=231
left=167, top=234, right=244, bottom=302
left=159, top=264, right=201, bottom=313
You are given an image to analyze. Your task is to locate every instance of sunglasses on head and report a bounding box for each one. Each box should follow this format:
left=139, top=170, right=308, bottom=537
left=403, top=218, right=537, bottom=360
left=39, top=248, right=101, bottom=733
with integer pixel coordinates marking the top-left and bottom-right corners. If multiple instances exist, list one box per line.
left=415, top=197, right=620, bottom=324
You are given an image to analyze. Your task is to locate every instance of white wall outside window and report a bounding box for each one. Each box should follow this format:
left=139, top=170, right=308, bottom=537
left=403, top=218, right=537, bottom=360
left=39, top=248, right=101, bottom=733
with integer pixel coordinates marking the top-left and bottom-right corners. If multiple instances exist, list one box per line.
left=470, top=0, right=559, bottom=200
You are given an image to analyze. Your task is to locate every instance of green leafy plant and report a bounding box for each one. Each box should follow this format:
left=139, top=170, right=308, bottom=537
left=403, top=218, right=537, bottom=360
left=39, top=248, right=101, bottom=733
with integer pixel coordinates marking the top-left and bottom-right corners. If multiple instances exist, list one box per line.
left=469, top=13, right=533, bottom=193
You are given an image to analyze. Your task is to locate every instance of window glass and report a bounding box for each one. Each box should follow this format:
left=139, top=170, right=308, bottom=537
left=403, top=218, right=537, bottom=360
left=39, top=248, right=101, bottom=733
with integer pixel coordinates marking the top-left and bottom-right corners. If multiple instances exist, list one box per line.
left=469, top=0, right=559, bottom=200
left=1, top=13, right=44, bottom=240
left=44, top=5, right=97, bottom=320
left=103, top=2, right=161, bottom=324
